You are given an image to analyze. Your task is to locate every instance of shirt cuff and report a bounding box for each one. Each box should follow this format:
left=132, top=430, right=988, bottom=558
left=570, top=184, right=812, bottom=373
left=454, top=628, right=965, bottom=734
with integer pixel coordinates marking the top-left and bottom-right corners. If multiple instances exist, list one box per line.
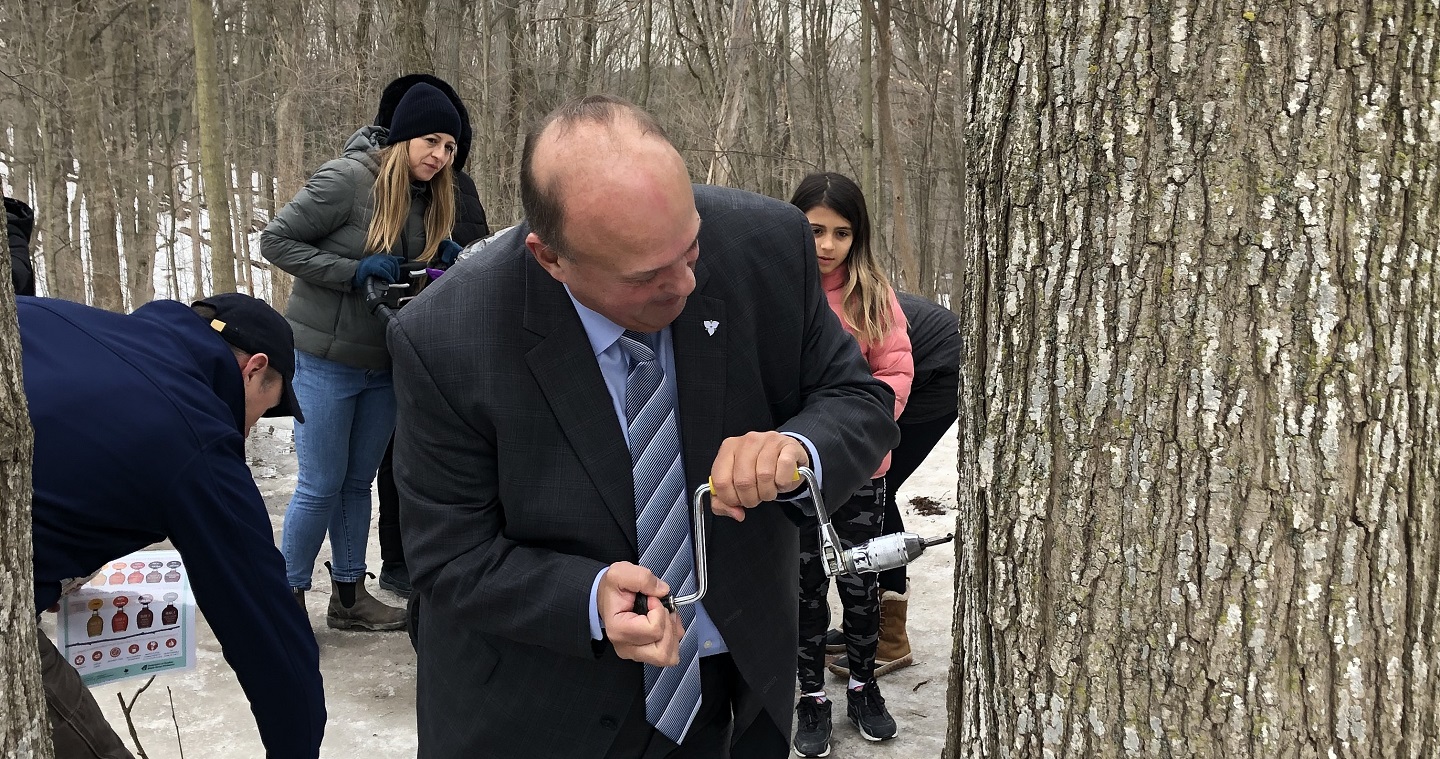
left=589, top=567, right=609, bottom=640
left=779, top=432, right=822, bottom=501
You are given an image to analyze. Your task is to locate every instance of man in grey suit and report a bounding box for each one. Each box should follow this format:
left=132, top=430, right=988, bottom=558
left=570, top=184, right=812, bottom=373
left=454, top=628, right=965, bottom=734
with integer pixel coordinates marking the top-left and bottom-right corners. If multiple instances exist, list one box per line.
left=389, top=96, right=898, bottom=758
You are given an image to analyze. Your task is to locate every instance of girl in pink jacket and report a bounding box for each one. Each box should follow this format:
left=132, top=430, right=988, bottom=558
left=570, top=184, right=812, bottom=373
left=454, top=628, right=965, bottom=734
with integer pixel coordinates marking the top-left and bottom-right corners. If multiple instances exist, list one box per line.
left=788, top=171, right=913, bottom=756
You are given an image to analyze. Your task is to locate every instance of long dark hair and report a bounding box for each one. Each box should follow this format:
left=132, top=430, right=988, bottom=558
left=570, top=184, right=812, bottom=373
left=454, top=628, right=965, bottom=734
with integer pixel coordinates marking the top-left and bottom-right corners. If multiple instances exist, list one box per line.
left=789, top=172, right=895, bottom=344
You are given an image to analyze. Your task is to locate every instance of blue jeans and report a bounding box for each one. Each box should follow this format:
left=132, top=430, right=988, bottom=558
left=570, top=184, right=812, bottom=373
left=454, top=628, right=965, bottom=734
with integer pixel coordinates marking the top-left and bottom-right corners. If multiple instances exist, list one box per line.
left=281, top=351, right=397, bottom=588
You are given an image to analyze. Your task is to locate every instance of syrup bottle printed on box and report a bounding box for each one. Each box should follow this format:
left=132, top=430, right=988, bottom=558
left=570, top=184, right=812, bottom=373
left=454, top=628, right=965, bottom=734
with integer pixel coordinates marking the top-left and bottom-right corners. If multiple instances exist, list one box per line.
left=137, top=594, right=154, bottom=629
left=161, top=592, right=179, bottom=625
left=111, top=595, right=130, bottom=633
left=146, top=561, right=163, bottom=583
left=86, top=598, right=105, bottom=638
left=164, top=560, right=182, bottom=583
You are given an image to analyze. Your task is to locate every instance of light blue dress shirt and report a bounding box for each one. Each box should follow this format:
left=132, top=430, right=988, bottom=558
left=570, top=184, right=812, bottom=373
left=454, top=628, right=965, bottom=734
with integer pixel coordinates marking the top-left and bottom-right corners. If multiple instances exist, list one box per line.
left=565, top=288, right=821, bottom=657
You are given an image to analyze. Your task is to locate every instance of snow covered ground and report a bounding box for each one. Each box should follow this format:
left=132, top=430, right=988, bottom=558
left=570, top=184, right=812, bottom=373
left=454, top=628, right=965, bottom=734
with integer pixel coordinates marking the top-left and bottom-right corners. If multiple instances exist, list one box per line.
left=69, top=418, right=959, bottom=758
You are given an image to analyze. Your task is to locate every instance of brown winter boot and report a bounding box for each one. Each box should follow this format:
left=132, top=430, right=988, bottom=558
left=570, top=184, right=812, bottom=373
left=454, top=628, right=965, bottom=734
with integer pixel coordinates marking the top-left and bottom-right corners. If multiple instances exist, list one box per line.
left=872, top=587, right=914, bottom=676
left=325, top=562, right=406, bottom=631
left=827, top=586, right=914, bottom=679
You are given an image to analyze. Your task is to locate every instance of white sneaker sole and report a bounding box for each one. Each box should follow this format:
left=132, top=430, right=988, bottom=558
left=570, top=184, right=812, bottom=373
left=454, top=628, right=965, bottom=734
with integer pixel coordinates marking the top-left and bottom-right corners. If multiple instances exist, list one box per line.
left=854, top=720, right=898, bottom=742
left=793, top=745, right=830, bottom=757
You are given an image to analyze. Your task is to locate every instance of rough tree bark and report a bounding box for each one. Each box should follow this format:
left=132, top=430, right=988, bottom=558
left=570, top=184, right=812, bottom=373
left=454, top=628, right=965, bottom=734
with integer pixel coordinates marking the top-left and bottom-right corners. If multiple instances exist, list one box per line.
left=0, top=241, right=53, bottom=758
left=949, top=0, right=1440, bottom=755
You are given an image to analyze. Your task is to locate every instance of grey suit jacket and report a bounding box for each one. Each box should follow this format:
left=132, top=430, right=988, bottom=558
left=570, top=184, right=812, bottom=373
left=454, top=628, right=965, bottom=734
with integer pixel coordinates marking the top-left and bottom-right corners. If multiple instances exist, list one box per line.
left=389, top=185, right=898, bottom=758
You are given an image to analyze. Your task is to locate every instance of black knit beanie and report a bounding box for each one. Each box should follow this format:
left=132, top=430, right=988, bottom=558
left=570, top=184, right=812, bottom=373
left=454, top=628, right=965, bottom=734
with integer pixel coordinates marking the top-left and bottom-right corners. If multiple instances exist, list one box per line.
left=386, top=82, right=462, bottom=145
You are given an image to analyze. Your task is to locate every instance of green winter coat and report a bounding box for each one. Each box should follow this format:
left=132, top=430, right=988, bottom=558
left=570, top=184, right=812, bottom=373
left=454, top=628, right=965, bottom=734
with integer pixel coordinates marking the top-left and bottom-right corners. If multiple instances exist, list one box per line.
left=261, top=126, right=431, bottom=369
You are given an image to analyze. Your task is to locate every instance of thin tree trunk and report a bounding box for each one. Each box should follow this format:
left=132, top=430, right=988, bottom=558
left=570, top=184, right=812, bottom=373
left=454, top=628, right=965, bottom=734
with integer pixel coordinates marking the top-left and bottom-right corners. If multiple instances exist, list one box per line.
left=122, top=26, right=156, bottom=309
left=705, top=0, right=753, bottom=186
left=188, top=164, right=207, bottom=300
left=394, top=0, right=433, bottom=74
left=639, top=0, right=655, bottom=107
left=190, top=0, right=237, bottom=293
left=0, top=263, right=53, bottom=759
left=270, top=0, right=306, bottom=312
left=859, top=0, right=875, bottom=203
left=238, top=170, right=256, bottom=296
left=435, top=0, right=462, bottom=85
left=576, top=0, right=598, bottom=93
left=36, top=106, right=79, bottom=301
left=950, top=0, right=1440, bottom=754
left=165, top=155, right=181, bottom=301
left=67, top=20, right=124, bottom=312
left=870, top=0, right=919, bottom=293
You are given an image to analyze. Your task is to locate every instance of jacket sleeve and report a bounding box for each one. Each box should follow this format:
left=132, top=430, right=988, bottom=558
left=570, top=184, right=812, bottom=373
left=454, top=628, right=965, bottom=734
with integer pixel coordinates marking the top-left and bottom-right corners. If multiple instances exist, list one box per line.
left=7, top=197, right=36, bottom=297
left=164, top=438, right=326, bottom=759
left=261, top=161, right=364, bottom=292
left=867, top=288, right=914, bottom=421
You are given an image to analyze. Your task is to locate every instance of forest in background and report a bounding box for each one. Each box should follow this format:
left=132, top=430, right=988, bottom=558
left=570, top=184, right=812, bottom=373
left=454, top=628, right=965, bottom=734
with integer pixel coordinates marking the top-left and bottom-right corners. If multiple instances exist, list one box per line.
left=0, top=0, right=962, bottom=312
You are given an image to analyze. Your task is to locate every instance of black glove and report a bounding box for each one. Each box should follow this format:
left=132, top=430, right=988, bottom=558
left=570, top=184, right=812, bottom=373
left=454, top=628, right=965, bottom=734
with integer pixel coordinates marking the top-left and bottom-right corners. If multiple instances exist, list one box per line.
left=437, top=239, right=463, bottom=267
left=352, top=255, right=405, bottom=289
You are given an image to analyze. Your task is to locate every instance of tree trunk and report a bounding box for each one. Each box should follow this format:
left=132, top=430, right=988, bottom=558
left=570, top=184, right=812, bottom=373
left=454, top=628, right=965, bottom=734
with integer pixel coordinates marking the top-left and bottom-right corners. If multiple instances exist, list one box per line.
left=705, top=0, right=754, bottom=187
left=270, top=0, right=306, bottom=312
left=67, top=20, right=124, bottom=312
left=394, top=0, right=433, bottom=74
left=950, top=0, right=1440, bottom=755
left=188, top=163, right=207, bottom=300
left=190, top=0, right=237, bottom=294
left=870, top=0, right=919, bottom=293
left=36, top=106, right=80, bottom=302
left=638, top=0, right=654, bottom=107
left=0, top=241, right=54, bottom=758
left=122, top=24, right=156, bottom=308
left=859, top=0, right=875, bottom=204
left=434, top=0, right=462, bottom=85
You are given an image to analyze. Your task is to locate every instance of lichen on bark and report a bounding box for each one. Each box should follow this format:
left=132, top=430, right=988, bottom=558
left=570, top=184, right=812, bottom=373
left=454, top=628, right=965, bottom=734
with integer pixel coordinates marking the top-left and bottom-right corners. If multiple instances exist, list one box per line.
left=950, top=0, right=1440, bottom=755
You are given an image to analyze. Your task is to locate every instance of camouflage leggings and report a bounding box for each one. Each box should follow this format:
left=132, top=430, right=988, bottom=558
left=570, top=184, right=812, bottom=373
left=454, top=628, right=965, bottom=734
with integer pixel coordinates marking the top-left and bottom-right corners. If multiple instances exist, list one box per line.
left=796, top=476, right=886, bottom=693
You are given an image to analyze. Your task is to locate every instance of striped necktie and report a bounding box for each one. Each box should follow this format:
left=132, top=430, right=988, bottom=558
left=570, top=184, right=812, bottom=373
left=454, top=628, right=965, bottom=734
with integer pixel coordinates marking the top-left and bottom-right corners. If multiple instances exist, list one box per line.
left=618, top=329, right=702, bottom=745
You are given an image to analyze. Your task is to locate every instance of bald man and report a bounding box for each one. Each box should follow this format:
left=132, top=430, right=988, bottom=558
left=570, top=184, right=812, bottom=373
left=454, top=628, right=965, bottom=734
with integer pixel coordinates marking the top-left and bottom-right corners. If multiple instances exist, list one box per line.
left=389, top=96, right=897, bottom=758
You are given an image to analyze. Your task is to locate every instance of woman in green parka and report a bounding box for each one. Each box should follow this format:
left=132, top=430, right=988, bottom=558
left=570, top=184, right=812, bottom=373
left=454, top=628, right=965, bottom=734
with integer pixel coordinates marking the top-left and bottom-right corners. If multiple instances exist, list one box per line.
left=261, top=83, right=461, bottom=632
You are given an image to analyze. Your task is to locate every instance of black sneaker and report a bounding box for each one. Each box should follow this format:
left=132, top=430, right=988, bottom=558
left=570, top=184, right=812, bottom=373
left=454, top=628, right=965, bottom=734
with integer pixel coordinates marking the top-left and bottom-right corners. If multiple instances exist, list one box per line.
left=847, top=681, right=897, bottom=741
left=792, top=696, right=832, bottom=757
left=824, top=627, right=844, bottom=654
left=378, top=561, right=412, bottom=598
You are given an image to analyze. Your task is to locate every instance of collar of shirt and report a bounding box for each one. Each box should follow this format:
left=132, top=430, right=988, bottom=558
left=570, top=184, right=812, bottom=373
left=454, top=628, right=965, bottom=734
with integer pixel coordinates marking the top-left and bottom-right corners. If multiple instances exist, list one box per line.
left=563, top=285, right=628, bottom=358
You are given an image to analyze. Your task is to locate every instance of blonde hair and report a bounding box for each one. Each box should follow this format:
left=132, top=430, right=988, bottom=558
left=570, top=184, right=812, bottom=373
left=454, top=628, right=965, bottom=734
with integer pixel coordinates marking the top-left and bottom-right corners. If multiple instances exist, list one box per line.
left=788, top=171, right=896, bottom=346
left=837, top=252, right=897, bottom=347
left=363, top=142, right=456, bottom=262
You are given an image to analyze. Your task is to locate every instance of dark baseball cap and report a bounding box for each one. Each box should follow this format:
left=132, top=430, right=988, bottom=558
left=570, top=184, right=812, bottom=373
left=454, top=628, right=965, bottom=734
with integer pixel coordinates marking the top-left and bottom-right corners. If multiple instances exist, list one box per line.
left=193, top=293, right=304, bottom=423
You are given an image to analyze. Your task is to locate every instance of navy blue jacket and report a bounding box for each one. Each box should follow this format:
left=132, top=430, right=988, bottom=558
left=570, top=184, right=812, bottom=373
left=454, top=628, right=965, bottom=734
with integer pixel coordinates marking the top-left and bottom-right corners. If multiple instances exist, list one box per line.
left=20, top=296, right=325, bottom=758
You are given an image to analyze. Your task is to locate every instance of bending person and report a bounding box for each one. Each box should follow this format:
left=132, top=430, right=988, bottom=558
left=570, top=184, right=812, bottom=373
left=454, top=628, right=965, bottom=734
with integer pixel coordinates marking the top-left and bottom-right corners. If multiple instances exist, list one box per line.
left=22, top=292, right=323, bottom=759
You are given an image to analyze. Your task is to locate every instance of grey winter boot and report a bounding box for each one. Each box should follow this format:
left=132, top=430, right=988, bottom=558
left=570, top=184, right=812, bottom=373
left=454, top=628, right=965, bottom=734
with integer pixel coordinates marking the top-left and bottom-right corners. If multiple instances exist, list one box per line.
left=324, top=562, right=406, bottom=632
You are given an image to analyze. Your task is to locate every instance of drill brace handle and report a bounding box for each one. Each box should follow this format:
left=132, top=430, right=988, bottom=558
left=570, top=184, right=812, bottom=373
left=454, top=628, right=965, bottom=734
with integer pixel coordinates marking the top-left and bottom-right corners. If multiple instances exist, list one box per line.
left=679, top=466, right=835, bottom=605
left=641, top=465, right=836, bottom=614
